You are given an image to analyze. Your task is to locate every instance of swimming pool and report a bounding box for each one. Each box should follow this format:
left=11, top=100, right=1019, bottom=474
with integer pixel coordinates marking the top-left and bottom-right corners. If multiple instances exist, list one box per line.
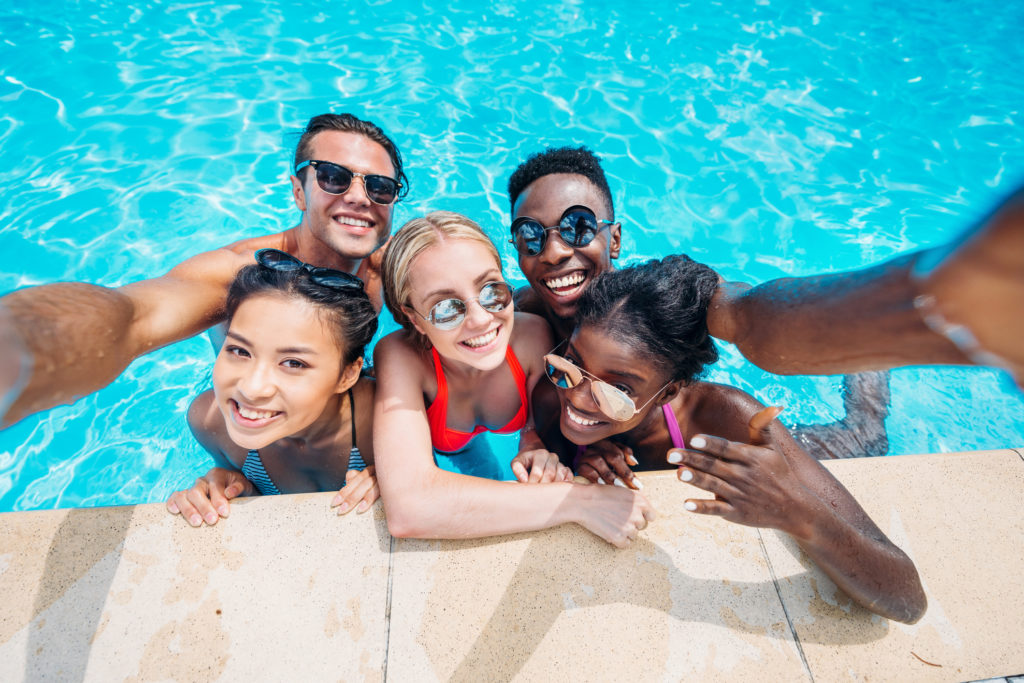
left=2, top=0, right=1022, bottom=512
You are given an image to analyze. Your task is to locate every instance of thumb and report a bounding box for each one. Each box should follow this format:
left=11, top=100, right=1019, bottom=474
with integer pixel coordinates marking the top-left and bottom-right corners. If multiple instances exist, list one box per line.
left=748, top=405, right=784, bottom=446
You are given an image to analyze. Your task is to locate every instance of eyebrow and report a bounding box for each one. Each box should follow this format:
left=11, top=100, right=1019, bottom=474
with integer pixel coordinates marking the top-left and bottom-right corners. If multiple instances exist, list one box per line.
left=225, top=331, right=319, bottom=356
left=566, top=343, right=646, bottom=383
left=420, top=268, right=503, bottom=303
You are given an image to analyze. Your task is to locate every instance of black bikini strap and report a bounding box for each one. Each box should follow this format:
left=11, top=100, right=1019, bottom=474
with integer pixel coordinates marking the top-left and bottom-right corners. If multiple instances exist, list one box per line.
left=348, top=389, right=358, bottom=458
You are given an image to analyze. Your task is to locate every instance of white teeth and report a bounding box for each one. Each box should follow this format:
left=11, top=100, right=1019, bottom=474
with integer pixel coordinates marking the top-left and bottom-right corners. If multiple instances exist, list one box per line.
left=566, top=405, right=599, bottom=427
left=462, top=328, right=498, bottom=348
left=544, top=272, right=586, bottom=290
left=336, top=216, right=372, bottom=228
left=237, top=404, right=277, bottom=420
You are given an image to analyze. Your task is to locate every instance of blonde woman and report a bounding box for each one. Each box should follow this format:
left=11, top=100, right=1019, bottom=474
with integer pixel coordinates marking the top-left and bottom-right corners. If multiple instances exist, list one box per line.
left=373, top=211, right=654, bottom=547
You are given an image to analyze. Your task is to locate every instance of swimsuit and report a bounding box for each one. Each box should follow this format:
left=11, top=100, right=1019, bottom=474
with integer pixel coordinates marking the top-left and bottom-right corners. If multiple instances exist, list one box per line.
left=426, top=346, right=529, bottom=453
left=574, top=402, right=685, bottom=462
left=240, top=389, right=365, bottom=496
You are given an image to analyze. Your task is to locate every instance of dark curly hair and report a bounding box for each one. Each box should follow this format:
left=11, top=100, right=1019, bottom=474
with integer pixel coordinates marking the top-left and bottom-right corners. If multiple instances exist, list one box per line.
left=293, top=113, right=409, bottom=201
left=507, top=146, right=614, bottom=219
left=575, top=255, right=719, bottom=384
left=226, top=263, right=378, bottom=367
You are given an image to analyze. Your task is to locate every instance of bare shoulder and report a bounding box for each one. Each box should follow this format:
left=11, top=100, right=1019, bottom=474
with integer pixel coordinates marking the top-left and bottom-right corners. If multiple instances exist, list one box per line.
left=373, top=331, right=430, bottom=386
left=510, top=312, right=555, bottom=358
left=513, top=285, right=545, bottom=315
left=186, top=390, right=239, bottom=467
left=688, top=381, right=768, bottom=443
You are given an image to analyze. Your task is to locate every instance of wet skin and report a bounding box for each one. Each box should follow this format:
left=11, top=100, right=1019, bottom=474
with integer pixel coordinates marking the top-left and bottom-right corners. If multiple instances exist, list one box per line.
left=512, top=174, right=621, bottom=339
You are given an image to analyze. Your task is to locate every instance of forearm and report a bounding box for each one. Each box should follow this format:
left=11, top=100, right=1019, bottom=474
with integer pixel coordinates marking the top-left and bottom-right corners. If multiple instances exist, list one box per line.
left=381, top=466, right=582, bottom=539
left=1, top=283, right=139, bottom=426
left=708, top=253, right=966, bottom=375
left=789, top=497, right=926, bottom=623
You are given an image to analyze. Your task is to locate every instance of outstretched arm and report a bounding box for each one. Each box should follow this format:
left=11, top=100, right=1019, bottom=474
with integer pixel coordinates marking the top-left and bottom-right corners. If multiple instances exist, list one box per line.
left=707, top=185, right=1024, bottom=386
left=0, top=246, right=249, bottom=427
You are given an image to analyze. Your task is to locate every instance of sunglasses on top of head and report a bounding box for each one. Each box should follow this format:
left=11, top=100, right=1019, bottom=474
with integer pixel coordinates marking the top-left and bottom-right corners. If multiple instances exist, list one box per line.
left=543, top=343, right=669, bottom=422
left=294, top=159, right=402, bottom=205
left=255, top=248, right=365, bottom=292
left=509, top=205, right=614, bottom=256
left=409, top=281, right=514, bottom=331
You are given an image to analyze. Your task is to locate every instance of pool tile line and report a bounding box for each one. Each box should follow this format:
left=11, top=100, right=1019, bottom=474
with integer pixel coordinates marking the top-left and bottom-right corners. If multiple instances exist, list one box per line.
left=383, top=532, right=397, bottom=682
left=755, top=527, right=815, bottom=683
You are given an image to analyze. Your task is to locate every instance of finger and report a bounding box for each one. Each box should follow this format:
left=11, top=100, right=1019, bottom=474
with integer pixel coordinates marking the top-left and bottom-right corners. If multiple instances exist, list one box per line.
left=185, top=485, right=220, bottom=526
left=558, top=465, right=574, bottom=482
left=206, top=482, right=232, bottom=519
left=608, top=455, right=634, bottom=484
left=540, top=455, right=558, bottom=483
left=593, top=459, right=617, bottom=486
left=511, top=458, right=530, bottom=483
left=683, top=497, right=734, bottom=517
left=528, top=457, right=546, bottom=484
left=747, top=405, right=784, bottom=446
left=576, top=463, right=601, bottom=485
left=333, top=469, right=367, bottom=507
left=340, top=473, right=376, bottom=514
left=174, top=495, right=203, bottom=527
left=667, top=445, right=734, bottom=476
left=357, top=481, right=381, bottom=513
left=684, top=434, right=743, bottom=461
left=677, top=466, right=739, bottom=501
left=624, top=446, right=638, bottom=467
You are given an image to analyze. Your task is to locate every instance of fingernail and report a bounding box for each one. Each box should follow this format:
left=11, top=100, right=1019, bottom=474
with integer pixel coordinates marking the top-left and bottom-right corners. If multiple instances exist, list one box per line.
left=684, top=501, right=697, bottom=512
left=217, top=505, right=229, bottom=517
left=632, top=477, right=644, bottom=490
left=679, top=469, right=693, bottom=482
left=357, top=500, right=368, bottom=513
left=613, top=477, right=626, bottom=488
left=331, top=494, right=342, bottom=507
left=189, top=514, right=202, bottom=527
left=338, top=502, right=351, bottom=514
left=690, top=436, right=707, bottom=449
left=204, top=513, right=218, bottom=525
left=667, top=450, right=682, bottom=464
left=627, top=455, right=639, bottom=466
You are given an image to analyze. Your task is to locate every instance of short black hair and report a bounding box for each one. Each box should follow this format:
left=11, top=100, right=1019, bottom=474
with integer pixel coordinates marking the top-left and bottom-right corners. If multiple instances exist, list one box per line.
left=575, top=254, right=719, bottom=384
left=293, top=113, right=409, bottom=201
left=226, top=263, right=378, bottom=366
left=507, top=146, right=614, bottom=219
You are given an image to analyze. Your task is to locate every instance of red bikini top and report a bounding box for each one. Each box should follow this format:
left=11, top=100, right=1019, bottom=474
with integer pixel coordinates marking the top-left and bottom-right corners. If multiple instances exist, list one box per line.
left=425, top=346, right=529, bottom=453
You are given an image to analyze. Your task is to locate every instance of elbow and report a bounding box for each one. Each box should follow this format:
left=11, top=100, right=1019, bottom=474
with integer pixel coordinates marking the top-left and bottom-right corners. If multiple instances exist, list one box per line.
left=381, top=498, right=432, bottom=539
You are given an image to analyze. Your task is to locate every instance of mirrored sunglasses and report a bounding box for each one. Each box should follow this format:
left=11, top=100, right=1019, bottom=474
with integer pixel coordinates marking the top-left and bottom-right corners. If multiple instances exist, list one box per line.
left=509, top=205, right=613, bottom=256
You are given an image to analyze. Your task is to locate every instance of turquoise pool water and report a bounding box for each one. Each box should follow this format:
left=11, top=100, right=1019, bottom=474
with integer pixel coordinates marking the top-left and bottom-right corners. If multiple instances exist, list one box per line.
left=1, top=1, right=1022, bottom=512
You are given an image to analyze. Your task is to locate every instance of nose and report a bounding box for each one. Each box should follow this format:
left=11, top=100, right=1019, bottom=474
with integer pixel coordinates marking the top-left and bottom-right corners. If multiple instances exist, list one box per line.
left=538, top=228, right=574, bottom=264
left=340, top=174, right=371, bottom=207
left=567, top=377, right=601, bottom=413
left=237, top=362, right=277, bottom=402
left=463, top=298, right=493, bottom=329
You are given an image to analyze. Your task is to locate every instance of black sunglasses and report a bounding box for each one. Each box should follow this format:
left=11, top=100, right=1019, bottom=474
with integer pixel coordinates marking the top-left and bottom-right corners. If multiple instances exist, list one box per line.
left=294, top=159, right=402, bottom=205
left=509, top=205, right=614, bottom=256
left=254, top=249, right=365, bottom=291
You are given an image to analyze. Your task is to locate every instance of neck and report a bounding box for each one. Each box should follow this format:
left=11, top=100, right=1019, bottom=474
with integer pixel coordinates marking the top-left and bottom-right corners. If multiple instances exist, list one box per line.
left=547, top=311, right=576, bottom=344
left=277, top=390, right=350, bottom=450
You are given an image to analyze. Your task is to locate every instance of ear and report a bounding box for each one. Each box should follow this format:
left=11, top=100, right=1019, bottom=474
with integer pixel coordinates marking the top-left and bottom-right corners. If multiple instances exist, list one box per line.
left=335, top=357, right=363, bottom=394
left=290, top=174, right=307, bottom=213
left=402, top=305, right=429, bottom=337
left=658, top=380, right=685, bottom=406
left=608, top=222, right=622, bottom=260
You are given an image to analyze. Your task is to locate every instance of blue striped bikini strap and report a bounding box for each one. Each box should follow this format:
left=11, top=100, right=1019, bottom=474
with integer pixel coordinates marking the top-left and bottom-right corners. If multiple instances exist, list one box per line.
left=347, top=388, right=366, bottom=470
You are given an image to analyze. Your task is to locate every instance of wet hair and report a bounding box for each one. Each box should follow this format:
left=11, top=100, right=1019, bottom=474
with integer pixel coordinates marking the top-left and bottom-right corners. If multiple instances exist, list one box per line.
left=382, top=211, right=501, bottom=344
left=225, top=263, right=378, bottom=367
left=506, top=146, right=614, bottom=219
left=575, top=254, right=719, bottom=384
left=293, top=113, right=409, bottom=201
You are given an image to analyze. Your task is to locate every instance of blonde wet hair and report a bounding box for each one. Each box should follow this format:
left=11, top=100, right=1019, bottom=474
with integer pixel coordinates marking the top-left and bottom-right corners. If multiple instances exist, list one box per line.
left=382, top=211, right=503, bottom=344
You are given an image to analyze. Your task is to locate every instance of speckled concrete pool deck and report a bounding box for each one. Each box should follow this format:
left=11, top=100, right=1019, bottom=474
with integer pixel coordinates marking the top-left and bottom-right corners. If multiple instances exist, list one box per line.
left=1, top=449, right=1021, bottom=681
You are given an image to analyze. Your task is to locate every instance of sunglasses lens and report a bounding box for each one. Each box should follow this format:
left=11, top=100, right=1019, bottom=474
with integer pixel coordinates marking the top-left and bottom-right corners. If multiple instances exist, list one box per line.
left=364, top=175, right=399, bottom=204
left=511, top=219, right=545, bottom=256
left=591, top=383, right=636, bottom=421
left=428, top=298, right=467, bottom=330
left=315, top=162, right=354, bottom=194
left=544, top=359, right=578, bottom=389
left=310, top=270, right=363, bottom=291
left=478, top=282, right=512, bottom=312
left=256, top=249, right=303, bottom=271
left=560, top=210, right=600, bottom=247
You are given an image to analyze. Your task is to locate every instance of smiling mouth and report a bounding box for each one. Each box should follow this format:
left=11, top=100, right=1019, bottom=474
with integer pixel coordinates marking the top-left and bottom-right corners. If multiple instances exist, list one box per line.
left=333, top=215, right=374, bottom=230
left=565, top=403, right=602, bottom=427
left=230, top=399, right=282, bottom=426
left=461, top=327, right=500, bottom=349
left=543, top=270, right=587, bottom=297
